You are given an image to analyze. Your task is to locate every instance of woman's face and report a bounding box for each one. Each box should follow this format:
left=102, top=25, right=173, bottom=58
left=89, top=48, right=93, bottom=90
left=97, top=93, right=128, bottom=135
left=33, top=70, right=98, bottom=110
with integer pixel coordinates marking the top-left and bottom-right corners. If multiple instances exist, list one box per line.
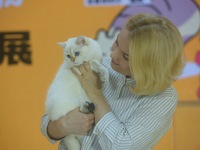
left=110, top=28, right=131, bottom=77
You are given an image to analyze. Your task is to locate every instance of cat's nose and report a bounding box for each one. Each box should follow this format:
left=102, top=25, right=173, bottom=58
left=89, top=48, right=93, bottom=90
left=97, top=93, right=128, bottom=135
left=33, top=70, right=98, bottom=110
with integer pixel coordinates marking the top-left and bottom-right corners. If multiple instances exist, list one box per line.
left=71, top=57, right=75, bottom=62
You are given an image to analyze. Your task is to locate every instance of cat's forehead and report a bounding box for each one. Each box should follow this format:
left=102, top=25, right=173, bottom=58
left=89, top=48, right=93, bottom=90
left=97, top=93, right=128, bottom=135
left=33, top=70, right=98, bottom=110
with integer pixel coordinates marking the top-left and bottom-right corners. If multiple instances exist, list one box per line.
left=67, top=38, right=76, bottom=43
left=63, top=37, right=90, bottom=52
left=65, top=42, right=80, bottom=48
left=64, top=43, right=80, bottom=54
left=66, top=38, right=78, bottom=46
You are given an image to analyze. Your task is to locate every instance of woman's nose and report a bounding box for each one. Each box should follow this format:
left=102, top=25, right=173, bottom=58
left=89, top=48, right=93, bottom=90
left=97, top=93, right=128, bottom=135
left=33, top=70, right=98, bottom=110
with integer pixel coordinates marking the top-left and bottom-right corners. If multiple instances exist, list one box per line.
left=110, top=47, right=119, bottom=60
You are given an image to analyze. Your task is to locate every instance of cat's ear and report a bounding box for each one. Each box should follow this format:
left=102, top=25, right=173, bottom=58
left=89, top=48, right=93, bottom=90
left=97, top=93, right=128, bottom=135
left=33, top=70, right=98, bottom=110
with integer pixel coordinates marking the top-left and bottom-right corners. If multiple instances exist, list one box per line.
left=76, top=36, right=88, bottom=45
left=57, top=42, right=66, bottom=48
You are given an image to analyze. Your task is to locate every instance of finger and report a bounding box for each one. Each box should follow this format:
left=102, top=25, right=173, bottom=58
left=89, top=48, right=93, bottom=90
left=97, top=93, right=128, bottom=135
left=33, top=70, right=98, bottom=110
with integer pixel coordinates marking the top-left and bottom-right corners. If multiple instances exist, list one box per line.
left=77, top=64, right=87, bottom=74
left=86, top=119, right=95, bottom=128
left=89, top=119, right=95, bottom=125
left=71, top=68, right=82, bottom=79
left=84, top=114, right=95, bottom=120
left=83, top=62, right=91, bottom=71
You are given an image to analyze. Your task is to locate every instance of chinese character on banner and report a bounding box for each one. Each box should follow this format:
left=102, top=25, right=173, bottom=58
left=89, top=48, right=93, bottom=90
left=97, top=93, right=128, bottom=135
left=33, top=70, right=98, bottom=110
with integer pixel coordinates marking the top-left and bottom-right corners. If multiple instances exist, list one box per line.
left=0, top=32, right=32, bottom=65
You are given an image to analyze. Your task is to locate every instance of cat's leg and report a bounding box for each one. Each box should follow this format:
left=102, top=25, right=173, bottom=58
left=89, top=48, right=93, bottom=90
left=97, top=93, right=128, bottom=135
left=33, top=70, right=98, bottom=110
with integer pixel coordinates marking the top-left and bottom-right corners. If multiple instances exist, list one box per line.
left=89, top=60, right=109, bottom=85
left=63, top=135, right=82, bottom=150
left=79, top=103, right=89, bottom=114
left=89, top=60, right=101, bottom=73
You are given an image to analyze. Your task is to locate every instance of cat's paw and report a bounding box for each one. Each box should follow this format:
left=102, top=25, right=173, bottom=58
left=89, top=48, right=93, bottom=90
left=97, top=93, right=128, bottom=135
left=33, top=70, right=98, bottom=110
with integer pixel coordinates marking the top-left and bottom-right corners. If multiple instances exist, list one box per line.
left=89, top=60, right=101, bottom=73
left=99, top=67, right=109, bottom=85
left=89, top=60, right=109, bottom=85
left=80, top=102, right=95, bottom=114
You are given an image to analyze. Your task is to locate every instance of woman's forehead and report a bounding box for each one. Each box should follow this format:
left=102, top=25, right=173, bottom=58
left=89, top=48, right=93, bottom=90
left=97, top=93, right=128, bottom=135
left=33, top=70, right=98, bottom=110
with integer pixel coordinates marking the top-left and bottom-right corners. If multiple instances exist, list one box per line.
left=118, top=28, right=129, bottom=54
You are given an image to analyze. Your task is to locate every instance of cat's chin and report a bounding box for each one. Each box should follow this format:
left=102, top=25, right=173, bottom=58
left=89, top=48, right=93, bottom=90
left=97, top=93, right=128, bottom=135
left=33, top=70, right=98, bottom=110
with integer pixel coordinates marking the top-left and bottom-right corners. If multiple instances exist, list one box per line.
left=70, top=62, right=81, bottom=67
left=73, top=62, right=80, bottom=65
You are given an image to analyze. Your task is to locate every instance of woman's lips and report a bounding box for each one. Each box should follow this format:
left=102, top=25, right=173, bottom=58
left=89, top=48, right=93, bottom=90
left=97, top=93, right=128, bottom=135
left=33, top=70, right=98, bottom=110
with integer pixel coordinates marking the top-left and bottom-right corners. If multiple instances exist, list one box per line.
left=111, top=59, right=119, bottom=65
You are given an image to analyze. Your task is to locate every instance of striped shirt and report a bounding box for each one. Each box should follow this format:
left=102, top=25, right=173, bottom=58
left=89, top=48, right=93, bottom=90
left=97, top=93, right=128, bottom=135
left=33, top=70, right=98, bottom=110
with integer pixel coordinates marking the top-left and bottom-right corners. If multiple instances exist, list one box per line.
left=41, top=57, right=178, bottom=150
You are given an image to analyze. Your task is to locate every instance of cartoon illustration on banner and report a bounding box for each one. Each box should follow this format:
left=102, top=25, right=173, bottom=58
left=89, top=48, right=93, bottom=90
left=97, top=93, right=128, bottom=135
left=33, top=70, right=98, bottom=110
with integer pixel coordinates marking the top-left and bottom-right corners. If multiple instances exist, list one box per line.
left=95, top=0, right=200, bottom=100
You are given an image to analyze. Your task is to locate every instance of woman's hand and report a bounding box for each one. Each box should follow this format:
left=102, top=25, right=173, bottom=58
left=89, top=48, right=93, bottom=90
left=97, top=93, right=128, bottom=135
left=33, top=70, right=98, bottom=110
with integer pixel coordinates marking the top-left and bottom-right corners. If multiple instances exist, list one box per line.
left=72, top=62, right=102, bottom=97
left=47, top=108, right=95, bottom=140
left=72, top=62, right=110, bottom=123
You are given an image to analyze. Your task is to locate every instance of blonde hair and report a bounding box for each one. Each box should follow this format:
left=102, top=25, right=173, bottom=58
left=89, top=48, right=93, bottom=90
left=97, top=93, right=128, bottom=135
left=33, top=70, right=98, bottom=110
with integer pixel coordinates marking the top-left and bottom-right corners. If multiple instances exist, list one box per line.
left=126, top=14, right=185, bottom=95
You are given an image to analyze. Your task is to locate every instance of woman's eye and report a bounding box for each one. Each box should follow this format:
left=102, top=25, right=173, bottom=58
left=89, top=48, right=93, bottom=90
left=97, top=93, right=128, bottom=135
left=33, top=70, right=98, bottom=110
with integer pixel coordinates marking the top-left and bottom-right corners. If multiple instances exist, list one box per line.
left=75, top=52, right=80, bottom=56
left=66, top=55, right=71, bottom=58
left=123, top=54, right=129, bottom=61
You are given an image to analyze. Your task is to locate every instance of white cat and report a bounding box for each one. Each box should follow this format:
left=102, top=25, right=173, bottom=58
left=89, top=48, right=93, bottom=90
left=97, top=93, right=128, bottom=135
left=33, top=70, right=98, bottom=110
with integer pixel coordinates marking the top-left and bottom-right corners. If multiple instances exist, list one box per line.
left=45, top=35, right=109, bottom=150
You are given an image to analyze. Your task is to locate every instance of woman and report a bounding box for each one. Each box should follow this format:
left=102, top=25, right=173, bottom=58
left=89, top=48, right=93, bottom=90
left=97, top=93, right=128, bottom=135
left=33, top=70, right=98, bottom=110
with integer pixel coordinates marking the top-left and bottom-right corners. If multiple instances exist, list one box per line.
left=41, top=13, right=185, bottom=150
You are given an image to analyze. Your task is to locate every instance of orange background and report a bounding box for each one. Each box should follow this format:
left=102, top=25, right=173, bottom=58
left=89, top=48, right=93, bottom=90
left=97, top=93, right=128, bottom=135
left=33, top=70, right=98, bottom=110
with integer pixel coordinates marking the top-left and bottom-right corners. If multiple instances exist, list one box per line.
left=0, top=0, right=199, bottom=150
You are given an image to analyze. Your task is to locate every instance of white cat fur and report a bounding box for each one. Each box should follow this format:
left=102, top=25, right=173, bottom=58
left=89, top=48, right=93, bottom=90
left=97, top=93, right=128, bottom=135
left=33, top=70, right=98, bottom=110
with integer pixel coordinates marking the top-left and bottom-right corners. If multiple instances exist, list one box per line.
left=45, top=36, right=109, bottom=150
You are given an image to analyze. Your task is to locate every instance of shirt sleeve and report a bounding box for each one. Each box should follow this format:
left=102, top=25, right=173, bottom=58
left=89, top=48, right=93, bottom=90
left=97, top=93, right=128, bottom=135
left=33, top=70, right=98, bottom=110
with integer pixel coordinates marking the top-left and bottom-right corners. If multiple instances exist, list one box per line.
left=92, top=96, right=177, bottom=150
left=40, top=114, right=58, bottom=144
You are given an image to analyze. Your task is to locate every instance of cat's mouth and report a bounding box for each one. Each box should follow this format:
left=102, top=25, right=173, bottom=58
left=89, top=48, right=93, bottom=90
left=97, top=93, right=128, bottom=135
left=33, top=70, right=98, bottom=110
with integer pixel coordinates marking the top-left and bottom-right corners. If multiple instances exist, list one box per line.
left=72, top=62, right=79, bottom=66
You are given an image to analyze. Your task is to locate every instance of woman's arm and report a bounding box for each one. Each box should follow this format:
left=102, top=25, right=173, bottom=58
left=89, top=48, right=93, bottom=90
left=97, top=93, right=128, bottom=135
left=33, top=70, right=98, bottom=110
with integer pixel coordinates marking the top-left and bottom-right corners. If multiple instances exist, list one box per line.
left=41, top=108, right=95, bottom=141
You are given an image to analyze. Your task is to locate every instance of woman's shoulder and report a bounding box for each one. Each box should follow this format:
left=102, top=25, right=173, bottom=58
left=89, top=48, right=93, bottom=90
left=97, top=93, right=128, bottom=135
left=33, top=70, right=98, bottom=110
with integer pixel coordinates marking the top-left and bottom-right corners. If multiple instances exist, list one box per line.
left=155, top=85, right=178, bottom=105
left=141, top=86, right=178, bottom=108
left=160, top=86, right=177, bottom=99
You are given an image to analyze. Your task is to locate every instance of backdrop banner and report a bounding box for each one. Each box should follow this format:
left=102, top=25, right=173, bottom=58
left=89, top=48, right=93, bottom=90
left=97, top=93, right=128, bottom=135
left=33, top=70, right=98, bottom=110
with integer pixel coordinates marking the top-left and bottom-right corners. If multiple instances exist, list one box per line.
left=0, top=0, right=199, bottom=150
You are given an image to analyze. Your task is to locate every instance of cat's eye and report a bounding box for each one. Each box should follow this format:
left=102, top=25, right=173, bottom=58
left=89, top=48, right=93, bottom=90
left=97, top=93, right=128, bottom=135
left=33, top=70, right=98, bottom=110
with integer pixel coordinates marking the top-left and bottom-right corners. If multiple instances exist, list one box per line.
left=74, top=52, right=80, bottom=56
left=66, top=55, right=71, bottom=58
